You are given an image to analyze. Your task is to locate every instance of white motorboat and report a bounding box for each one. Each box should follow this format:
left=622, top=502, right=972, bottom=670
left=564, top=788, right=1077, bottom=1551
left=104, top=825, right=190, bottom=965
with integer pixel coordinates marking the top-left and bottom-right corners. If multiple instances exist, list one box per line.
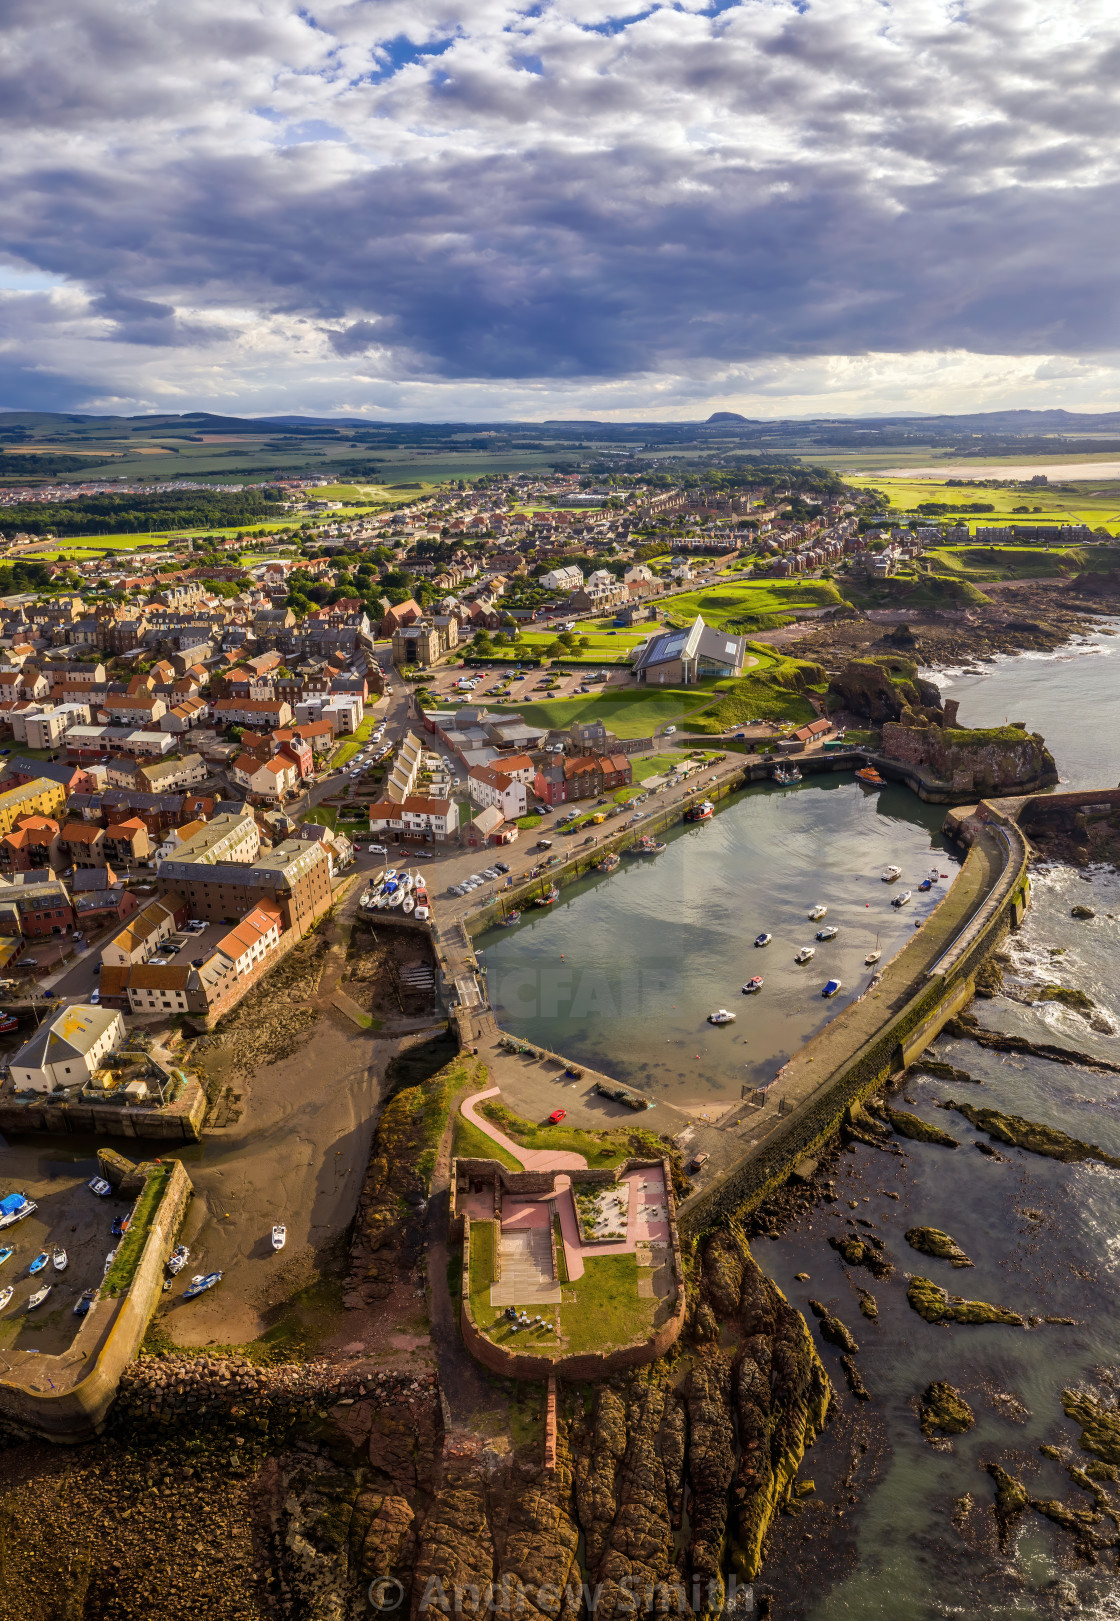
left=754, top=933, right=772, bottom=948
left=88, top=1177, right=112, bottom=1198
left=808, top=904, right=827, bottom=921
left=389, top=890, right=404, bottom=908
left=795, top=947, right=816, bottom=964
left=271, top=1224, right=287, bottom=1252
left=167, top=1243, right=190, bottom=1275
left=707, top=1009, right=736, bottom=1025
left=882, top=866, right=903, bottom=883
left=816, top=925, right=839, bottom=941
left=0, top=1194, right=37, bottom=1228
left=102, top=1247, right=117, bottom=1279
left=742, top=977, right=764, bottom=994
left=928, top=868, right=940, bottom=881
left=27, top=1283, right=52, bottom=1310
left=52, top=1248, right=68, bottom=1272
left=402, top=894, right=415, bottom=914
left=0, top=1286, right=13, bottom=1310
left=892, top=889, right=913, bottom=908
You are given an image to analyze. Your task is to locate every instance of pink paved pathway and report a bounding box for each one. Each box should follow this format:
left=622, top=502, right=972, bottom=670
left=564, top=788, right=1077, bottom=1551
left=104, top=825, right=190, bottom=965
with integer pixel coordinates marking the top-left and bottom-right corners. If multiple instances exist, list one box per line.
left=459, top=1088, right=668, bottom=1283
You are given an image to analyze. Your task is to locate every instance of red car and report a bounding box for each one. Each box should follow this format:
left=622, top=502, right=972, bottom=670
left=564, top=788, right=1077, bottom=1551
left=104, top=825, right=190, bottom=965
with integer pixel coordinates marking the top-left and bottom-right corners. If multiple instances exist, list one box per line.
left=548, top=1109, right=567, bottom=1125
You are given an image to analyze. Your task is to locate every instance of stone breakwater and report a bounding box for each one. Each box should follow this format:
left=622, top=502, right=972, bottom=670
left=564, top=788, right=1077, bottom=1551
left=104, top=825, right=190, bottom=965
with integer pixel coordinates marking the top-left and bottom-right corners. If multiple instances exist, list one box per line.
left=116, top=1355, right=437, bottom=1429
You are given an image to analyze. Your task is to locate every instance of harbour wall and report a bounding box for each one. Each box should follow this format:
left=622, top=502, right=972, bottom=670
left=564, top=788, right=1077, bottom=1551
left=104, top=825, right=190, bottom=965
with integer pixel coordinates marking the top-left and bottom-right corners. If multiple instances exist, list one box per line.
left=0, top=1160, right=193, bottom=1442
left=0, top=1076, right=207, bottom=1143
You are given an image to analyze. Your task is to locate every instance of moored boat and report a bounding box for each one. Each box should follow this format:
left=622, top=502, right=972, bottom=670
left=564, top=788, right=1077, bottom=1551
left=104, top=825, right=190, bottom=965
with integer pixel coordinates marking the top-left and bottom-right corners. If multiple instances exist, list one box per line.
left=754, top=932, right=772, bottom=948
left=52, top=1248, right=68, bottom=1272
left=0, top=1286, right=12, bottom=1310
left=822, top=978, right=842, bottom=998
left=0, top=1013, right=18, bottom=1033
left=182, top=1271, right=222, bottom=1300
left=882, top=865, right=902, bottom=882
left=102, top=1247, right=117, bottom=1278
left=272, top=1224, right=286, bottom=1252
left=167, top=1243, right=190, bottom=1275
left=74, top=1289, right=96, bottom=1316
left=499, top=909, right=521, bottom=926
left=27, top=1283, right=52, bottom=1310
left=857, top=766, right=884, bottom=785
left=918, top=878, right=932, bottom=891
left=685, top=800, right=714, bottom=822
left=596, top=852, right=620, bottom=873
left=865, top=949, right=882, bottom=966
left=707, top=1008, right=736, bottom=1025
left=892, top=889, right=913, bottom=908
left=0, top=1246, right=12, bottom=1267
left=795, top=947, right=816, bottom=964
left=0, top=1193, right=37, bottom=1228
left=28, top=1251, right=48, bottom=1276
left=816, top=925, right=838, bottom=941
left=808, top=904, right=827, bottom=921
left=535, top=884, right=560, bottom=907
left=742, top=977, right=764, bottom=994
left=88, top=1177, right=111, bottom=1198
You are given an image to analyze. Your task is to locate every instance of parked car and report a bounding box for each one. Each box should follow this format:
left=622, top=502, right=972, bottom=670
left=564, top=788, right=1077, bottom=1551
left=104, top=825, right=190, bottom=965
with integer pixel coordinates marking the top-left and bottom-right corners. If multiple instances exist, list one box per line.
left=548, top=1109, right=567, bottom=1125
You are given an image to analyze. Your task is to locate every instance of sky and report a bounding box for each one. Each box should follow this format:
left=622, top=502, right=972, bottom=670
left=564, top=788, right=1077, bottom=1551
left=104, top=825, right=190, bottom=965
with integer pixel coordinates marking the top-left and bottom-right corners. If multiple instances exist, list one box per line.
left=1, top=0, right=1119, bottom=422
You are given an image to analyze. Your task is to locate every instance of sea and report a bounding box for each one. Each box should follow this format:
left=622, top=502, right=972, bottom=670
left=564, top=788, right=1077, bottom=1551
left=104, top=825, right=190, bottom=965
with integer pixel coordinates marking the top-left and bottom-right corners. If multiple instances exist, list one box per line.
left=481, top=625, right=1120, bottom=1618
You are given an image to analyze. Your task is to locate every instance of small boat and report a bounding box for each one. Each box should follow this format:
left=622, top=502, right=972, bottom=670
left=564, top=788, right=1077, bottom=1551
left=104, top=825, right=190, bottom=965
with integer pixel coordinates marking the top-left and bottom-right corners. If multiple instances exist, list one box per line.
left=795, top=947, right=816, bottom=964
left=892, top=889, right=912, bottom=908
left=167, top=1244, right=190, bottom=1275
left=499, top=909, right=521, bottom=926
left=597, top=852, right=620, bottom=873
left=685, top=800, right=714, bottom=823
left=272, top=1224, right=287, bottom=1252
left=918, top=878, right=932, bottom=892
left=708, top=1009, right=736, bottom=1025
left=111, top=1214, right=131, bottom=1238
left=102, top=1247, right=117, bottom=1278
left=182, top=1271, right=222, bottom=1300
left=402, top=894, right=415, bottom=913
left=928, top=868, right=940, bottom=882
left=822, top=978, right=842, bottom=998
left=0, top=1013, right=18, bottom=1033
left=535, top=885, right=560, bottom=907
left=754, top=933, right=772, bottom=948
left=0, top=1247, right=13, bottom=1268
left=74, top=1289, right=96, bottom=1316
left=857, top=767, right=884, bottom=785
left=0, top=1287, right=12, bottom=1310
left=88, top=1177, right=111, bottom=1198
left=865, top=948, right=882, bottom=966
left=389, top=889, right=404, bottom=908
left=27, top=1284, right=52, bottom=1310
left=28, top=1252, right=49, bottom=1276
left=52, top=1249, right=68, bottom=1272
left=882, top=866, right=902, bottom=883
left=742, top=977, right=764, bottom=994
left=808, top=904, right=827, bottom=921
left=816, top=925, right=838, bottom=941
left=0, top=1195, right=37, bottom=1228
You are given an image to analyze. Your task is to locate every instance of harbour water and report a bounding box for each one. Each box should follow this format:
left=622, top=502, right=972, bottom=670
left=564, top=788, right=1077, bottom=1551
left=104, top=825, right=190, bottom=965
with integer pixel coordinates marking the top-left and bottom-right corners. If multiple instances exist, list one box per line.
left=479, top=775, right=961, bottom=1115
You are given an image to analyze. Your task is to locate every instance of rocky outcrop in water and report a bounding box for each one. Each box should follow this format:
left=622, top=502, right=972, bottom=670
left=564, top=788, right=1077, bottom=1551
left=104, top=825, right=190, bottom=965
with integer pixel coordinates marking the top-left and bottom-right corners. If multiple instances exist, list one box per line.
left=905, top=1227, right=974, bottom=1268
left=949, top=1101, right=1120, bottom=1169
left=808, top=1300, right=859, bottom=1354
left=1062, top=1389, right=1120, bottom=1467
left=906, top=1276, right=1023, bottom=1326
left=886, top=1108, right=959, bottom=1147
left=828, top=1232, right=893, bottom=1279
left=919, top=1382, right=974, bottom=1436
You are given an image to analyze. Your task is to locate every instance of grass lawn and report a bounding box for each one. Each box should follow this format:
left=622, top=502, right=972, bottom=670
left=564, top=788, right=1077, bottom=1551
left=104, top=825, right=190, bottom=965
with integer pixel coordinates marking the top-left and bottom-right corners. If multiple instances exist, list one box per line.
left=480, top=1098, right=643, bottom=1169
left=453, top=1109, right=522, bottom=1171
left=102, top=1164, right=172, bottom=1298
left=560, top=1254, right=655, bottom=1356
left=334, top=709, right=381, bottom=767
left=842, top=471, right=1120, bottom=534
left=468, top=1218, right=559, bottom=1345
left=516, top=686, right=712, bottom=739
left=300, top=805, right=339, bottom=831
left=663, top=578, right=845, bottom=632
left=476, top=622, right=654, bottom=664
left=684, top=643, right=824, bottom=733
left=516, top=813, right=544, bottom=830
left=926, top=544, right=1083, bottom=580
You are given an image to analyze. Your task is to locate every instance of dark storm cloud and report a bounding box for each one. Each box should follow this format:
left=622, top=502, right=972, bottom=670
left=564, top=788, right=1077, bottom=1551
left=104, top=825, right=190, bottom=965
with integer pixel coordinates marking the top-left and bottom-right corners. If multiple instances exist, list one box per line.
left=1, top=0, right=1119, bottom=407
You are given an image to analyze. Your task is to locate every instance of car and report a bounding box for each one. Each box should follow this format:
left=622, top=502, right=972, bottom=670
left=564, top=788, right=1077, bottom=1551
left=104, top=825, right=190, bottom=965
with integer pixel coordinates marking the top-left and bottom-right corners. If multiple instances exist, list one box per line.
left=688, top=1152, right=710, bottom=1173
left=494, top=861, right=510, bottom=874
left=548, top=1109, right=567, bottom=1124
left=89, top=990, right=100, bottom=1005
left=481, top=867, right=500, bottom=879
left=664, top=725, right=677, bottom=735
left=447, top=885, right=465, bottom=897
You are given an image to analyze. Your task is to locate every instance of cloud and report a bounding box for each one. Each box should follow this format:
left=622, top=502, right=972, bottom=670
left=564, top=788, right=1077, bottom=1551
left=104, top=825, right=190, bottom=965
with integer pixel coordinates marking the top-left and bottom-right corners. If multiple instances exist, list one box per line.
left=1, top=0, right=1120, bottom=414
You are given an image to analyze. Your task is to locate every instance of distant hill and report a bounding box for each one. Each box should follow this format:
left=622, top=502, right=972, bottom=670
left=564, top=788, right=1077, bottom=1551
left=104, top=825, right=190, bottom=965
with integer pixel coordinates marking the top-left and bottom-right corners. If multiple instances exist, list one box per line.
left=706, top=411, right=751, bottom=423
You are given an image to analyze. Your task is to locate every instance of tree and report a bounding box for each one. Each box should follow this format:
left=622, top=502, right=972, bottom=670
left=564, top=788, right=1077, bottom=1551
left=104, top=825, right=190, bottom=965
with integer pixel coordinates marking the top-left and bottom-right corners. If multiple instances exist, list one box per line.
left=578, top=636, right=592, bottom=652
left=546, top=639, right=564, bottom=658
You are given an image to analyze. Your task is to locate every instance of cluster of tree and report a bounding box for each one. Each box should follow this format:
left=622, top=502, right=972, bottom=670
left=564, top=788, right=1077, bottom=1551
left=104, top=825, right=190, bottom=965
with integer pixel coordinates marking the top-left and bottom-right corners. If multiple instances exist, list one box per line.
left=915, top=502, right=997, bottom=515
left=0, top=560, right=57, bottom=593
left=0, top=489, right=286, bottom=538
left=0, top=450, right=120, bottom=478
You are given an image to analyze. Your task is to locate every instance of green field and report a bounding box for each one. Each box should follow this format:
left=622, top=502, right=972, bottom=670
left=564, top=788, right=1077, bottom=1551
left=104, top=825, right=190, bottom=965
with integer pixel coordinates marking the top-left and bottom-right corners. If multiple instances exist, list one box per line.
left=469, top=620, right=655, bottom=665
left=515, top=686, right=712, bottom=739
left=834, top=471, right=1120, bottom=534
left=663, top=578, right=845, bottom=631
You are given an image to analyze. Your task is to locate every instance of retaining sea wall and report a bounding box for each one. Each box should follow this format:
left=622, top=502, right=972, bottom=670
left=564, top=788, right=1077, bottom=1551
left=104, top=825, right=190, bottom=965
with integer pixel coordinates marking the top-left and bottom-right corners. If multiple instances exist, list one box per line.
left=0, top=1159, right=193, bottom=1441
left=0, top=1076, right=207, bottom=1142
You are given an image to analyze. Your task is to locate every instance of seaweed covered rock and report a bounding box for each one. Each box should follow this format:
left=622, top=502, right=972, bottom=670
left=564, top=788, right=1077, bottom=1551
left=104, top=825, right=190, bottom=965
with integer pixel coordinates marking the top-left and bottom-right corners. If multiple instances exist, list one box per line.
left=886, top=1109, right=959, bottom=1148
left=1061, top=1389, right=1120, bottom=1467
left=905, top=1227, right=974, bottom=1268
left=919, top=1382, right=974, bottom=1436
left=828, top=1233, right=893, bottom=1279
left=842, top=1357, right=870, bottom=1402
left=912, top=1059, right=976, bottom=1085
left=807, top=1299, right=859, bottom=1354
left=1037, top=985, right=1095, bottom=1012
left=951, top=1102, right=1120, bottom=1170
left=1071, top=905, right=1096, bottom=921
left=906, top=1276, right=1023, bottom=1326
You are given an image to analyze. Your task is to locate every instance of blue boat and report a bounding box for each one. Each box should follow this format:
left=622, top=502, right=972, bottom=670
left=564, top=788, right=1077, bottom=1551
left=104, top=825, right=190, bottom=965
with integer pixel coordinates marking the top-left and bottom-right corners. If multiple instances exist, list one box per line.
left=0, top=1193, right=36, bottom=1228
left=0, top=1246, right=13, bottom=1268
left=28, top=1252, right=49, bottom=1275
left=822, top=978, right=842, bottom=998
left=182, top=1271, right=222, bottom=1300
left=918, top=878, right=933, bottom=891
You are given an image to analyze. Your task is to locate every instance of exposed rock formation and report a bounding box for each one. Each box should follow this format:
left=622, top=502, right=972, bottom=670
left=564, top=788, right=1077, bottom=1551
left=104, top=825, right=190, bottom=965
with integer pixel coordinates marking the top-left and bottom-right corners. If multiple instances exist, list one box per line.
left=881, top=719, right=1058, bottom=796
left=905, top=1227, right=974, bottom=1268
left=828, top=1232, right=893, bottom=1279
left=949, top=1101, right=1120, bottom=1170
left=918, top=1381, right=974, bottom=1436
left=1062, top=1389, right=1120, bottom=1467
left=886, top=1108, right=959, bottom=1147
left=906, top=1276, right=1024, bottom=1326
left=807, top=1300, right=859, bottom=1354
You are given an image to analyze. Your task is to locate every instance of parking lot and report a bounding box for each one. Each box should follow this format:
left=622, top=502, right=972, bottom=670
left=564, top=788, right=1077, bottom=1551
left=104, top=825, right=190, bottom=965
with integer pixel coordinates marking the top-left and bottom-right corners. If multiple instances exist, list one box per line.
left=422, top=663, right=632, bottom=708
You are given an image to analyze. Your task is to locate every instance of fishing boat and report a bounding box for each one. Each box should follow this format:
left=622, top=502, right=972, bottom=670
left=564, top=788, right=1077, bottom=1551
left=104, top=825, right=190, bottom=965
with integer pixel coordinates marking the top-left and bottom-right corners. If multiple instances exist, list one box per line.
left=685, top=800, right=714, bottom=823
left=596, top=852, right=620, bottom=873
left=892, top=889, right=912, bottom=908
left=881, top=865, right=902, bottom=883
left=182, top=1271, right=222, bottom=1300
left=167, top=1244, right=190, bottom=1276
left=0, top=1193, right=37, bottom=1228
left=27, top=1283, right=52, bottom=1310
left=402, top=894, right=415, bottom=913
left=52, top=1249, right=68, bottom=1272
left=272, top=1224, right=287, bottom=1252
left=74, top=1289, right=96, bottom=1317
left=708, top=1009, right=737, bottom=1025
left=742, top=977, right=764, bottom=994
left=88, top=1177, right=111, bottom=1197
left=536, top=884, right=560, bottom=907
left=499, top=908, right=521, bottom=926
left=28, top=1251, right=48, bottom=1276
left=795, top=947, right=816, bottom=964
left=754, top=932, right=772, bottom=948
left=857, top=767, right=884, bottom=785
left=822, top=978, right=842, bottom=998
left=0, top=1013, right=18, bottom=1033
left=816, top=925, right=839, bottom=941
left=0, top=1246, right=12, bottom=1268
left=0, top=1287, right=12, bottom=1311
left=389, top=889, right=404, bottom=908
left=808, top=904, right=827, bottom=921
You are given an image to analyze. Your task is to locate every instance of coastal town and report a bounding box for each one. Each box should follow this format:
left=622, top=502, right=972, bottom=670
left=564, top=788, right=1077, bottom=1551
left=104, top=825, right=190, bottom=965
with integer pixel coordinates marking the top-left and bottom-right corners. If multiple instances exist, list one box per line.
left=0, top=431, right=1118, bottom=1617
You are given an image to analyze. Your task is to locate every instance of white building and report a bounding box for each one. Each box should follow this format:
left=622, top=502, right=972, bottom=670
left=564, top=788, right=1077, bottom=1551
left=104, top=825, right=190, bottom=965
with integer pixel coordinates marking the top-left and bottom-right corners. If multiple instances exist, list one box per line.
left=467, top=764, right=527, bottom=821
left=539, top=565, right=584, bottom=592
left=10, top=1005, right=126, bottom=1093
